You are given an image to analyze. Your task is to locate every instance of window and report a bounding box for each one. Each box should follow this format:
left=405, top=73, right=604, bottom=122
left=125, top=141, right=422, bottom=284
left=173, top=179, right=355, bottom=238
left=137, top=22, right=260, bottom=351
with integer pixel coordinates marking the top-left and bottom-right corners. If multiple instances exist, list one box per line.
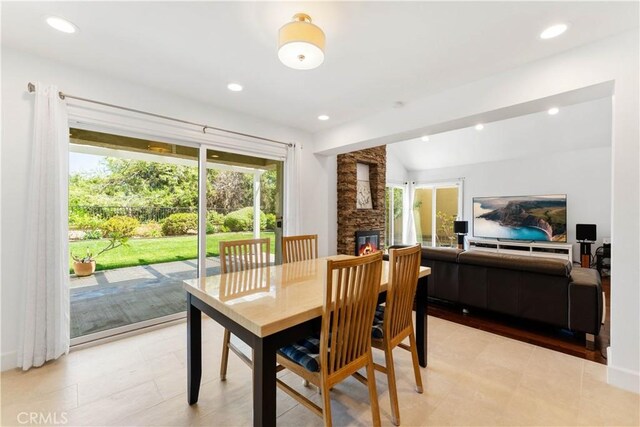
left=385, top=185, right=404, bottom=248
left=413, top=181, right=462, bottom=247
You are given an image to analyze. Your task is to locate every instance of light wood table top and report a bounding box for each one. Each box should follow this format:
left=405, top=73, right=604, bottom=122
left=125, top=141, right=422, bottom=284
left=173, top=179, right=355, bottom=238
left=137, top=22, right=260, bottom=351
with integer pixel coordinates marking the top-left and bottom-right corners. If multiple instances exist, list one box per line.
left=183, top=256, right=431, bottom=338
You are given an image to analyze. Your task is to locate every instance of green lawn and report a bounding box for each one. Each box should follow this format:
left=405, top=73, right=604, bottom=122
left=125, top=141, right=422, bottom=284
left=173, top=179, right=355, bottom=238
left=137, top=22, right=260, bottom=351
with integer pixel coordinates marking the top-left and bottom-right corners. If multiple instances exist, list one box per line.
left=69, top=232, right=276, bottom=272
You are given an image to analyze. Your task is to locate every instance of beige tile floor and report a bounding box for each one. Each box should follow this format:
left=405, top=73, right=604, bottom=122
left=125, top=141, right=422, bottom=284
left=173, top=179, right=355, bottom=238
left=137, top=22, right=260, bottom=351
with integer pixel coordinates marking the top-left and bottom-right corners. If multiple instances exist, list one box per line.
left=2, top=316, right=638, bottom=426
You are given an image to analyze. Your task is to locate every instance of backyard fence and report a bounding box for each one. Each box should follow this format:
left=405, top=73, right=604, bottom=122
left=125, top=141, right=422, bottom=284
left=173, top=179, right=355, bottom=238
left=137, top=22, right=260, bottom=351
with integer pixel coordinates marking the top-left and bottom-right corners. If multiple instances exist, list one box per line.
left=72, top=206, right=234, bottom=223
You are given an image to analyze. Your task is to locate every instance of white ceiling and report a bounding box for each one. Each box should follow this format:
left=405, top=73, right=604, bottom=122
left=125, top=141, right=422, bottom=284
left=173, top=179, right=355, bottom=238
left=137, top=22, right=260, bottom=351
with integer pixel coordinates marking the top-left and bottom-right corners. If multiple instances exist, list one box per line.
left=2, top=2, right=637, bottom=133
left=387, top=97, right=612, bottom=171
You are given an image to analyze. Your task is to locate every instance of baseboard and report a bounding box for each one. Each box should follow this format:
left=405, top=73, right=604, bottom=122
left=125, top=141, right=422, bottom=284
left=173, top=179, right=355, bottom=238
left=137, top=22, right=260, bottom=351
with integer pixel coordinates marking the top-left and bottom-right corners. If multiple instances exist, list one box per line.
left=1, top=351, right=17, bottom=371
left=607, top=347, right=640, bottom=393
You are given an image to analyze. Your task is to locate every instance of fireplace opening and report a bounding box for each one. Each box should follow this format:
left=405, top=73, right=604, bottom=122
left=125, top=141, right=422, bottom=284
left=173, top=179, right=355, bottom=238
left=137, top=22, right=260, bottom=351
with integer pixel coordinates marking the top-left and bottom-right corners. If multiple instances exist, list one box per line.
left=355, top=230, right=380, bottom=256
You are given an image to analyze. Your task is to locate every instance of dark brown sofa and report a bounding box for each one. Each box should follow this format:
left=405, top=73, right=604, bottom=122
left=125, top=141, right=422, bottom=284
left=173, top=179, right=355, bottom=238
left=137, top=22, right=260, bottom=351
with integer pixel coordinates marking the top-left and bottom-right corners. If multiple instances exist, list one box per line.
left=398, top=246, right=602, bottom=347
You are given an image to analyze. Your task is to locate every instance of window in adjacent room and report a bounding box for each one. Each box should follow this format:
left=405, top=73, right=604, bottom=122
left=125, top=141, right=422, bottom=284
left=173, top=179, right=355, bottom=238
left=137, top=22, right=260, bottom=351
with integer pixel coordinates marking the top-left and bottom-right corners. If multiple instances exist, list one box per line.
left=413, top=180, right=462, bottom=247
left=385, top=185, right=404, bottom=248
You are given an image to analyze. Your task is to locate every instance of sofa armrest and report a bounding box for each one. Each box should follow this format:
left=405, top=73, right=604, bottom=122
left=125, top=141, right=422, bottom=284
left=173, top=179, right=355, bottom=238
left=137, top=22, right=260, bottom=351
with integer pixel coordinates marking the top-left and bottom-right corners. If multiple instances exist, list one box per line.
left=569, top=268, right=603, bottom=335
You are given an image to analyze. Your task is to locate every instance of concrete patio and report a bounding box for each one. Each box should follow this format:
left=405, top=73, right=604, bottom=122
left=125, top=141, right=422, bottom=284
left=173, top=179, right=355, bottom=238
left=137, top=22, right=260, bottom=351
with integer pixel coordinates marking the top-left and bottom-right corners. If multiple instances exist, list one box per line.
left=69, top=258, right=222, bottom=339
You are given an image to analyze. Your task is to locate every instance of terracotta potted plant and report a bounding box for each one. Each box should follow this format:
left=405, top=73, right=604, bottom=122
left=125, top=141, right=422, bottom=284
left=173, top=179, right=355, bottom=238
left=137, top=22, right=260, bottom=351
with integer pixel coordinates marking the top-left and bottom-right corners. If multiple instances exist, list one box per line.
left=70, top=215, right=140, bottom=277
left=71, top=250, right=96, bottom=277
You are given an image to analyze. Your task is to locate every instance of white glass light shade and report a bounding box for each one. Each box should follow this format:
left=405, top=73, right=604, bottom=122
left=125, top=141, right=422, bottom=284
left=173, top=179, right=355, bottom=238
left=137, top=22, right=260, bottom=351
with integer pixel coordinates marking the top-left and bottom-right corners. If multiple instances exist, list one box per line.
left=278, top=13, right=325, bottom=70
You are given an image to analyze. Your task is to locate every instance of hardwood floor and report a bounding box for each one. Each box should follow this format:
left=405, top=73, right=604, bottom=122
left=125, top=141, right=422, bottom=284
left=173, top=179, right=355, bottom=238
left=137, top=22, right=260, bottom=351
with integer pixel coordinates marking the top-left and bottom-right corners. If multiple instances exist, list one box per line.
left=426, top=276, right=611, bottom=364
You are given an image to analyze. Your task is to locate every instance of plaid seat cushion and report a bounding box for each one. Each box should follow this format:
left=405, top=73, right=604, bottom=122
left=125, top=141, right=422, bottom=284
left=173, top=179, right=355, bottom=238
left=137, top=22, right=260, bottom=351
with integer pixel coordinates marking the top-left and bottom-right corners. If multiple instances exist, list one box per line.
left=279, top=334, right=321, bottom=372
left=372, top=304, right=385, bottom=339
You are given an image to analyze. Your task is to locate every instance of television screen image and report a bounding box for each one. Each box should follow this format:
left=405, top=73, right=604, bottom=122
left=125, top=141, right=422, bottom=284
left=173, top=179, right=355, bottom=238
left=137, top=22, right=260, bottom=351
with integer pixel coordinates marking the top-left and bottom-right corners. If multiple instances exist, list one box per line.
left=473, top=194, right=567, bottom=242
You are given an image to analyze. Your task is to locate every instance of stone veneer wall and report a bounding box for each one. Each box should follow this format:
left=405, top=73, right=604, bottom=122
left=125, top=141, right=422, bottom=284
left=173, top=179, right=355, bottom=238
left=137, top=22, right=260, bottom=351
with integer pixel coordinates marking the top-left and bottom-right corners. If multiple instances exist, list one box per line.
left=337, top=146, right=386, bottom=255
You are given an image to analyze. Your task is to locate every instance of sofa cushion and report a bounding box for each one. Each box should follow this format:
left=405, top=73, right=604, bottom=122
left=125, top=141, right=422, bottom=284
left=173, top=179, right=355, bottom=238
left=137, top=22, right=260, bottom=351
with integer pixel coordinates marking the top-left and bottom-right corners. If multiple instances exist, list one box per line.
left=458, top=251, right=571, bottom=277
left=421, top=247, right=463, bottom=262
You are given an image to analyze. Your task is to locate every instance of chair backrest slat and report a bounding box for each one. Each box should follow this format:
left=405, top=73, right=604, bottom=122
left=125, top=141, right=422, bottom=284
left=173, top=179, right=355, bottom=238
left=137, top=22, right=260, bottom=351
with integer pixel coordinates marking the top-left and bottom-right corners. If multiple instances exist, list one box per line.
left=321, top=252, right=383, bottom=376
left=282, top=234, right=319, bottom=263
left=385, top=245, right=422, bottom=339
left=219, top=238, right=270, bottom=274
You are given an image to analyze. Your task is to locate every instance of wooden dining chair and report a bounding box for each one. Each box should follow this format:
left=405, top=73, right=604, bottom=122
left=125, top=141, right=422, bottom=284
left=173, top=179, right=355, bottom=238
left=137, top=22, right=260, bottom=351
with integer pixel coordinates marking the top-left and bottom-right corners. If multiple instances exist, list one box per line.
left=218, top=238, right=270, bottom=380
left=276, top=252, right=383, bottom=427
left=371, top=244, right=423, bottom=426
left=282, top=234, right=319, bottom=263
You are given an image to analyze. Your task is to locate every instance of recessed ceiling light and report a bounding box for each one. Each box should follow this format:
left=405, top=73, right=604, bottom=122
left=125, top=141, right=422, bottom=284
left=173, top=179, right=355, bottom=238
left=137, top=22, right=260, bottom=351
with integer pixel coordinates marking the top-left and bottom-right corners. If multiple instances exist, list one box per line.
left=318, top=115, right=330, bottom=121
left=548, top=107, right=559, bottom=115
left=421, top=135, right=430, bottom=142
left=46, top=16, right=77, bottom=34
left=227, top=83, right=243, bottom=92
left=475, top=124, right=484, bottom=131
left=540, top=24, right=568, bottom=40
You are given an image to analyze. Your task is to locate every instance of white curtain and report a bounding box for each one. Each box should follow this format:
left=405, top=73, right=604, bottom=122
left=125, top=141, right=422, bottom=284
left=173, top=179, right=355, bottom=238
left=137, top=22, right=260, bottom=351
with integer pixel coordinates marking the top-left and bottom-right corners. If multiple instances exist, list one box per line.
left=404, top=182, right=418, bottom=244
left=284, top=143, right=301, bottom=235
left=18, top=83, right=70, bottom=370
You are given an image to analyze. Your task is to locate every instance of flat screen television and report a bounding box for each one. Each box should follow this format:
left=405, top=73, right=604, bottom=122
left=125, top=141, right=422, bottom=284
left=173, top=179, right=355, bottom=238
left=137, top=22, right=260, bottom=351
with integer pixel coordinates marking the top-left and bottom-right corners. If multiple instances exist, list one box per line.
left=473, top=194, right=567, bottom=242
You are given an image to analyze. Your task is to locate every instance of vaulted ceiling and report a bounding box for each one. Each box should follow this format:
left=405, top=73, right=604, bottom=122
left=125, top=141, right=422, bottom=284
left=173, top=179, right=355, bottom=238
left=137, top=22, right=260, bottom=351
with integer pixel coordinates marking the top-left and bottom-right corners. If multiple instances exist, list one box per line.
left=2, top=2, right=638, bottom=132
left=388, top=97, right=612, bottom=171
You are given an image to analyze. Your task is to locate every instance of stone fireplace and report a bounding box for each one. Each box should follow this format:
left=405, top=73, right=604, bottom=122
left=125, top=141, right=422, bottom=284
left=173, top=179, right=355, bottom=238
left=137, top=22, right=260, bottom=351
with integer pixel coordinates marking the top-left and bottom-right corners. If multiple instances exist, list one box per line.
left=337, top=146, right=386, bottom=255
left=355, top=230, right=380, bottom=256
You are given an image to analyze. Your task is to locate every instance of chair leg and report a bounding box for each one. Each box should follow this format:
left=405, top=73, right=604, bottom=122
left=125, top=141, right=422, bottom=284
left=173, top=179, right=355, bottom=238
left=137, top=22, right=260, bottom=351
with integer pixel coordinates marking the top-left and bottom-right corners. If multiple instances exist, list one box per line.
left=383, top=345, right=401, bottom=426
left=408, top=331, right=424, bottom=393
left=220, top=329, right=231, bottom=381
left=321, top=382, right=333, bottom=427
left=366, top=352, right=382, bottom=427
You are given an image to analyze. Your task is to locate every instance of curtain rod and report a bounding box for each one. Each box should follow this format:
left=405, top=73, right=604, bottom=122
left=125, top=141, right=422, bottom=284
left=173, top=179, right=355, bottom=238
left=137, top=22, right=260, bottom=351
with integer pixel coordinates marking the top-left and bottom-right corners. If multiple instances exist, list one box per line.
left=27, top=82, right=293, bottom=148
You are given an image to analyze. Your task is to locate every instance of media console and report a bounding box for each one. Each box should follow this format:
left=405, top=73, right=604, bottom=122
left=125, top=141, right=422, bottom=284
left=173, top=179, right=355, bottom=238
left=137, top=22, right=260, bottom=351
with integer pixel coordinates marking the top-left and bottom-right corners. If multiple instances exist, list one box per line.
left=467, top=237, right=573, bottom=262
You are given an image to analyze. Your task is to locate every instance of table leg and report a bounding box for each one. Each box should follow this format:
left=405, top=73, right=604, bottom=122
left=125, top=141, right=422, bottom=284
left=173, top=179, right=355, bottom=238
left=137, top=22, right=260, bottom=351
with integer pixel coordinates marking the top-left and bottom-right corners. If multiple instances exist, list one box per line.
left=253, top=336, right=277, bottom=427
left=187, top=294, right=202, bottom=405
left=415, top=276, right=428, bottom=367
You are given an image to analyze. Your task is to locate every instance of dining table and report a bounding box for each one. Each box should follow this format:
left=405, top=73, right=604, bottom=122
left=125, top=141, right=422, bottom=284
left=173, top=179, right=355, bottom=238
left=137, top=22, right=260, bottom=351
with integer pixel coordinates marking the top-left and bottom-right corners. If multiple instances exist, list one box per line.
left=183, top=255, right=431, bottom=427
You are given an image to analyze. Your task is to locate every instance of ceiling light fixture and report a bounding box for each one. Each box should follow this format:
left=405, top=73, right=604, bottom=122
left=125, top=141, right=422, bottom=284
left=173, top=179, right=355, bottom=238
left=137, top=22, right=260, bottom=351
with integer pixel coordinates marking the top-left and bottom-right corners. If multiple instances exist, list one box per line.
left=421, top=136, right=430, bottom=142
left=548, top=107, right=559, bottom=115
left=227, top=83, right=243, bottom=92
left=318, top=115, right=330, bottom=121
left=278, top=13, right=325, bottom=70
left=475, top=124, right=484, bottom=131
left=46, top=16, right=77, bottom=33
left=540, top=23, right=568, bottom=39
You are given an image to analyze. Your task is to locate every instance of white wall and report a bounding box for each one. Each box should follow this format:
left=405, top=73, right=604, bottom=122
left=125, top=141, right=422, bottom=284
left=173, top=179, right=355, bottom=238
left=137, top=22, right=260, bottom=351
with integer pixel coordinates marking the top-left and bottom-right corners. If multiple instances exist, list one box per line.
left=0, top=48, right=333, bottom=370
left=315, top=30, right=639, bottom=392
left=409, top=146, right=612, bottom=262
left=386, top=148, right=409, bottom=184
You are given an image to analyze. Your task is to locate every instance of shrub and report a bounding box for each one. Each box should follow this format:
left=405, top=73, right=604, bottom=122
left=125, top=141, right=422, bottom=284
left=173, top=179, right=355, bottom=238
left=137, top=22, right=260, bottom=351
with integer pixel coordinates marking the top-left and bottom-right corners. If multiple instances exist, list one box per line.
left=69, top=211, right=103, bottom=231
left=206, top=211, right=225, bottom=234
left=265, top=213, right=276, bottom=231
left=207, top=211, right=225, bottom=226
left=223, top=207, right=267, bottom=232
left=101, top=216, right=140, bottom=239
left=83, top=229, right=103, bottom=240
left=223, top=207, right=252, bottom=232
left=162, top=213, right=198, bottom=236
left=135, top=222, right=163, bottom=238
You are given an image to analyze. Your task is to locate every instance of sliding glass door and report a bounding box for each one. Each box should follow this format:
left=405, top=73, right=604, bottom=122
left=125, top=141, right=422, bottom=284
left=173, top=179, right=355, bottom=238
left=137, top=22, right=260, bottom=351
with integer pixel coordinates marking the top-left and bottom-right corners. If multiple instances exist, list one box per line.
left=68, top=129, right=200, bottom=342
left=204, top=148, right=283, bottom=273
left=413, top=182, right=462, bottom=247
left=68, top=129, right=283, bottom=344
left=385, top=185, right=404, bottom=248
